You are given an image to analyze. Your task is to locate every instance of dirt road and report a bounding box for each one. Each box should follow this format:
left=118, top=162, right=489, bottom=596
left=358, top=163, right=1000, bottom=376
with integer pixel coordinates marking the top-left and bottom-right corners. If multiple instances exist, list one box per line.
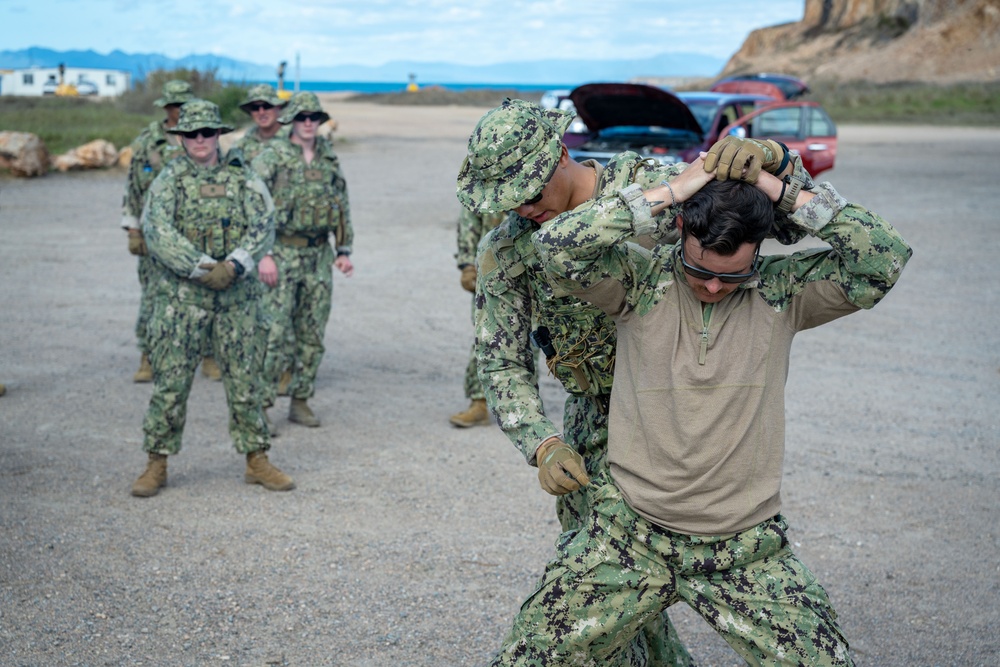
left=1, top=103, right=997, bottom=666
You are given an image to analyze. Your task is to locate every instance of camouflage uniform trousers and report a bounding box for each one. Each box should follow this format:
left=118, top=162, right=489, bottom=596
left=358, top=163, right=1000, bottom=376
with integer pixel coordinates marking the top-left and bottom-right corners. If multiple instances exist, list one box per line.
left=556, top=398, right=694, bottom=667
left=142, top=282, right=271, bottom=455
left=135, top=255, right=157, bottom=354
left=463, top=295, right=486, bottom=401
left=463, top=340, right=486, bottom=400
left=260, top=241, right=334, bottom=406
left=493, top=474, right=852, bottom=666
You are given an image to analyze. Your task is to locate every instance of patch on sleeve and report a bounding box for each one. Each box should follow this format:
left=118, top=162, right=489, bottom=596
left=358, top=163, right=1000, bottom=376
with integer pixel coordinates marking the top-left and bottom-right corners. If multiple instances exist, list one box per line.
left=478, top=248, right=498, bottom=276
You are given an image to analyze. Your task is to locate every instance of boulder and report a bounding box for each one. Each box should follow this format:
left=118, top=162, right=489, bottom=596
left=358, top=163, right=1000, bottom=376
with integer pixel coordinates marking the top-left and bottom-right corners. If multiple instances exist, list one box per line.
left=0, top=131, right=50, bottom=177
left=52, top=139, right=119, bottom=172
left=317, top=118, right=339, bottom=139
left=117, top=145, right=133, bottom=168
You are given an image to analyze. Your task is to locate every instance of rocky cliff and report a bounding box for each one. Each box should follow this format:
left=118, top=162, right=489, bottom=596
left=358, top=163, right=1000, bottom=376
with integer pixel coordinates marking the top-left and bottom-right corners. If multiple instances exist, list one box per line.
left=722, top=0, right=1000, bottom=82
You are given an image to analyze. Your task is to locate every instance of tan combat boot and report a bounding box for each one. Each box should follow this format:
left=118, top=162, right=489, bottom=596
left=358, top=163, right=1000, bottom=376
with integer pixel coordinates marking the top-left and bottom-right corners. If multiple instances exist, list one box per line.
left=245, top=451, right=295, bottom=491
left=276, top=369, right=293, bottom=396
left=201, top=356, right=222, bottom=381
left=289, top=398, right=320, bottom=427
left=133, top=354, right=153, bottom=383
left=449, top=398, right=491, bottom=428
left=131, top=453, right=167, bottom=497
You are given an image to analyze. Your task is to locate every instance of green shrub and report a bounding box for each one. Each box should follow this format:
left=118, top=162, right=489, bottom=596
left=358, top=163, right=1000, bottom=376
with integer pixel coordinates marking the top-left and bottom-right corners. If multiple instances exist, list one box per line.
left=0, top=95, right=154, bottom=155
left=0, top=67, right=251, bottom=158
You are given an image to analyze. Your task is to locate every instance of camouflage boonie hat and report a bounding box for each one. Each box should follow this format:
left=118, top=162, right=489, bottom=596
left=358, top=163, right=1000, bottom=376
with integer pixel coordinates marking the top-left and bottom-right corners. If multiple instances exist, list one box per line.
left=154, top=80, right=195, bottom=107
left=167, top=99, right=234, bottom=135
left=239, top=84, right=286, bottom=112
left=456, top=98, right=574, bottom=214
left=278, top=92, right=331, bottom=125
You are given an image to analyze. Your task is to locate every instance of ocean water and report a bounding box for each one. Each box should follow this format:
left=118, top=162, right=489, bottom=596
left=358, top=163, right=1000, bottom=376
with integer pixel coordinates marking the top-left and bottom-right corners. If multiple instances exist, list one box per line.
left=257, top=80, right=572, bottom=94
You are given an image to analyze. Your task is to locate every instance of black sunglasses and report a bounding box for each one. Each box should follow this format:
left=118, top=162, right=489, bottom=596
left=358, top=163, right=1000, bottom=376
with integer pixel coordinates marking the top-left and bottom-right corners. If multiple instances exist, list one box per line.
left=523, top=191, right=544, bottom=206
left=679, top=239, right=761, bottom=284
left=180, top=128, right=220, bottom=140
left=247, top=102, right=274, bottom=112
left=294, top=112, right=325, bottom=123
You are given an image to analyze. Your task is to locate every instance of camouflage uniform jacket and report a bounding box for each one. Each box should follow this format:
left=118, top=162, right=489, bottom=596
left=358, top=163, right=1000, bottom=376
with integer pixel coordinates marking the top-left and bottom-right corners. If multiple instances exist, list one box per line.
left=533, top=180, right=912, bottom=535
left=121, top=120, right=184, bottom=229
left=475, top=153, right=683, bottom=465
left=456, top=208, right=504, bottom=269
left=251, top=136, right=353, bottom=255
left=229, top=124, right=292, bottom=164
left=141, top=151, right=275, bottom=304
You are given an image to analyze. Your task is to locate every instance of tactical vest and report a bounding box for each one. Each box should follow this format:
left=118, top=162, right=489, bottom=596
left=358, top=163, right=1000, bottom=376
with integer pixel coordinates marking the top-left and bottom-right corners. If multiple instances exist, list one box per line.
left=271, top=147, right=346, bottom=244
left=482, top=218, right=616, bottom=397
left=172, top=160, right=252, bottom=261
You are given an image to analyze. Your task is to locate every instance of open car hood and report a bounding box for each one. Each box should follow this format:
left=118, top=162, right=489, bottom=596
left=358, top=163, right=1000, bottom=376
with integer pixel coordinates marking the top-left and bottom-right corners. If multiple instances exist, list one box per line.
left=569, top=83, right=703, bottom=136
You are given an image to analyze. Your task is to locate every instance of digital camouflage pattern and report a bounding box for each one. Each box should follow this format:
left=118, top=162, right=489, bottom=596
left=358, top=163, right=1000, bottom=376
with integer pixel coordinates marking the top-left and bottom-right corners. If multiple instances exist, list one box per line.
left=457, top=207, right=505, bottom=401
left=277, top=91, right=331, bottom=125
left=140, top=150, right=275, bottom=455
left=239, top=83, right=286, bottom=111
left=251, top=137, right=352, bottom=251
left=167, top=99, right=234, bottom=135
left=475, top=152, right=684, bottom=466
left=508, top=166, right=911, bottom=662
left=121, top=120, right=186, bottom=354
left=230, top=123, right=292, bottom=164
left=122, top=122, right=186, bottom=229
left=475, top=152, right=691, bottom=666
left=534, top=180, right=905, bottom=324
left=257, top=241, right=334, bottom=403
left=153, top=79, right=194, bottom=108
left=492, top=475, right=852, bottom=666
left=251, top=135, right=352, bottom=405
left=457, top=98, right=574, bottom=214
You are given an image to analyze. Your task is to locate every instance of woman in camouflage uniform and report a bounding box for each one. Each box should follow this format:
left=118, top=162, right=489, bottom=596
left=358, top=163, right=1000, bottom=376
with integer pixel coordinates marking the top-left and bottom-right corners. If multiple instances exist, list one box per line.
left=252, top=92, right=353, bottom=433
left=131, top=100, right=294, bottom=498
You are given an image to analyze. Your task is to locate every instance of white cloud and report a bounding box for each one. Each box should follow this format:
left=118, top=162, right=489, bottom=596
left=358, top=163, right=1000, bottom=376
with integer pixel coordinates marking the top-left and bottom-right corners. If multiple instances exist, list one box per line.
left=1, top=0, right=805, bottom=67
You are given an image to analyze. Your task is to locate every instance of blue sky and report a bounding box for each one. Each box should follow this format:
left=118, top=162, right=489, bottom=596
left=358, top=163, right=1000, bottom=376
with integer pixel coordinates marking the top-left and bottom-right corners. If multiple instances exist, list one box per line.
left=2, top=0, right=805, bottom=67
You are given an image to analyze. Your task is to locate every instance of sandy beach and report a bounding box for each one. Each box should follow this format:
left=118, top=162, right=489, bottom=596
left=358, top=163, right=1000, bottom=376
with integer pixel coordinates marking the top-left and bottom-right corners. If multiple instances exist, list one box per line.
left=0, top=97, right=998, bottom=666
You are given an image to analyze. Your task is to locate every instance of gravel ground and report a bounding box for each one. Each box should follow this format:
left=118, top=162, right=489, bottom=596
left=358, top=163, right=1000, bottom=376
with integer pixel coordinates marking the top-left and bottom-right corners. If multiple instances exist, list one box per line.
left=1, top=102, right=998, bottom=666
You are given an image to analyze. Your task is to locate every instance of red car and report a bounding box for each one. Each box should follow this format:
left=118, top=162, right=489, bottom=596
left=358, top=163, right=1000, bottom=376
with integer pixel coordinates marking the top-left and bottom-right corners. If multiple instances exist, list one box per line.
left=565, top=82, right=837, bottom=177
left=711, top=73, right=810, bottom=100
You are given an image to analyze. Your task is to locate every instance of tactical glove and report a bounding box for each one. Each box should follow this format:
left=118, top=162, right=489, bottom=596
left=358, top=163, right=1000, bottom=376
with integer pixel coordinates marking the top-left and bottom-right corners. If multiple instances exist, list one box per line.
left=127, top=230, right=147, bottom=256
left=460, top=265, right=477, bottom=293
left=704, top=136, right=766, bottom=183
left=198, top=262, right=236, bottom=291
left=704, top=137, right=793, bottom=184
left=536, top=438, right=590, bottom=496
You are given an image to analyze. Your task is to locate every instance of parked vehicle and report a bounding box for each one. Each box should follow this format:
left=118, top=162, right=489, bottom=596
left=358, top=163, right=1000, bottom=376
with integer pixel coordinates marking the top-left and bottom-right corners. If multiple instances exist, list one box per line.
left=539, top=89, right=572, bottom=110
left=75, top=79, right=98, bottom=96
left=565, top=82, right=837, bottom=177
left=711, top=73, right=809, bottom=100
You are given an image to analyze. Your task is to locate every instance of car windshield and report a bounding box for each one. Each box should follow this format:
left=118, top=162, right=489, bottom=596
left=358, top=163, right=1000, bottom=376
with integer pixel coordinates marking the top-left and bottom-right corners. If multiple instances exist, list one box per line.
left=678, top=100, right=719, bottom=134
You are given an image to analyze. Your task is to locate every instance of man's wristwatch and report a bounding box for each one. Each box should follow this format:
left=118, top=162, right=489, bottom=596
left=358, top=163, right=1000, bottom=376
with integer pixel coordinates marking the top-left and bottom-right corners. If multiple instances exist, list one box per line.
left=776, top=174, right=806, bottom=215
left=230, top=259, right=246, bottom=277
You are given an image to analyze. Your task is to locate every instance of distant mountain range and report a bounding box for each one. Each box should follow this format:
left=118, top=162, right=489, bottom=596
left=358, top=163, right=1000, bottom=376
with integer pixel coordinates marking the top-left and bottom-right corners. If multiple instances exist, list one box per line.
left=0, top=47, right=726, bottom=86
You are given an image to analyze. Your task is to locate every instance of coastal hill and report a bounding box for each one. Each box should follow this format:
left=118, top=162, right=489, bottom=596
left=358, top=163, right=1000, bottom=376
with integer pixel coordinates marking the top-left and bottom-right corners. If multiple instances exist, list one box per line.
left=722, top=0, right=1000, bottom=83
